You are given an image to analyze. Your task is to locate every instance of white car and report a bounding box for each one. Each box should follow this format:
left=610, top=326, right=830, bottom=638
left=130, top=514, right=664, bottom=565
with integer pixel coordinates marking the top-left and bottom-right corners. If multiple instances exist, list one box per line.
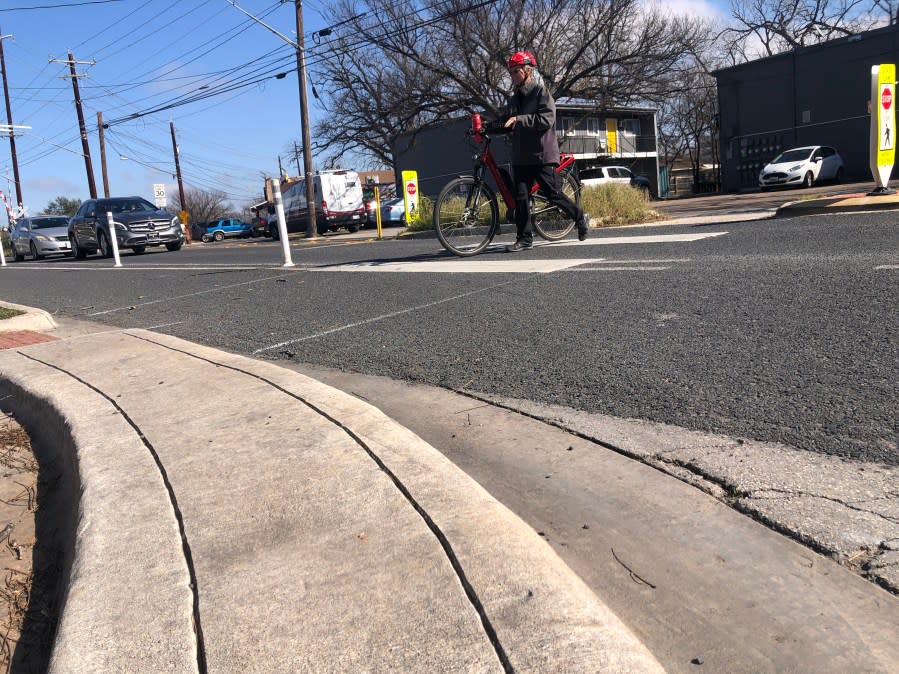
left=379, top=198, right=406, bottom=225
left=578, top=166, right=653, bottom=196
left=759, top=146, right=844, bottom=189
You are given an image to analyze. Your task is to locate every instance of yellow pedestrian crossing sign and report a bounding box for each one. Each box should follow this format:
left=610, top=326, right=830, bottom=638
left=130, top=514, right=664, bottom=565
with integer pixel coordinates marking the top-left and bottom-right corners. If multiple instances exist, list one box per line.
left=870, top=64, right=896, bottom=191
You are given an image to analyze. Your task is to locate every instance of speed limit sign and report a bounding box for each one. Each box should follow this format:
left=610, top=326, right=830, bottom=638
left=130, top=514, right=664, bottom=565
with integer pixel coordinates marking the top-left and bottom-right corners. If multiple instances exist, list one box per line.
left=153, top=183, right=167, bottom=208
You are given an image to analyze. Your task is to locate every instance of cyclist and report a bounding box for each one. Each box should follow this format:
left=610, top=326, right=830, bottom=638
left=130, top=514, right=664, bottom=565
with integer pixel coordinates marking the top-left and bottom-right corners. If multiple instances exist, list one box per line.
left=489, top=50, right=589, bottom=252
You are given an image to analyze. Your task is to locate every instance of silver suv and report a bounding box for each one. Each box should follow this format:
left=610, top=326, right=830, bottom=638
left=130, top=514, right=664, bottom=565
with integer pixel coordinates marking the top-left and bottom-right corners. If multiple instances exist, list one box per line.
left=68, top=196, right=184, bottom=258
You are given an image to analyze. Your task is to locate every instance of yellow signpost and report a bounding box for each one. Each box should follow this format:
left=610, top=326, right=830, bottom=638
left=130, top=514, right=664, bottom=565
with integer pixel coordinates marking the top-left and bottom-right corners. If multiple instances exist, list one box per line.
left=869, top=63, right=896, bottom=194
left=401, top=170, right=418, bottom=225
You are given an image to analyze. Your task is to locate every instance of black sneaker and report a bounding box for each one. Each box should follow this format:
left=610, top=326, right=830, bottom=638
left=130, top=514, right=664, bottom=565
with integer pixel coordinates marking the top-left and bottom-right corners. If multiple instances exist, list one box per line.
left=577, top=212, right=590, bottom=241
left=506, top=239, right=533, bottom=252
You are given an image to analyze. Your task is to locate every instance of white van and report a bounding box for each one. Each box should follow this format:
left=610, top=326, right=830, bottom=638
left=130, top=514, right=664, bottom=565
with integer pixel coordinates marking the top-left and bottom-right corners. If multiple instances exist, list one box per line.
left=280, top=170, right=365, bottom=235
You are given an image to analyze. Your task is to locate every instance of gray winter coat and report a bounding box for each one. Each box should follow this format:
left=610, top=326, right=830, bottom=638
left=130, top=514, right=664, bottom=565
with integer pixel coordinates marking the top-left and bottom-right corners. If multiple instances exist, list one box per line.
left=498, top=78, right=561, bottom=166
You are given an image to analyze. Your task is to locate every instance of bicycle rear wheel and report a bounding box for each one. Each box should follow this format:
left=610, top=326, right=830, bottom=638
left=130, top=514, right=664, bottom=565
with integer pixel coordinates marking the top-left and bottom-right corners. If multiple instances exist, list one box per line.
left=533, top=170, right=580, bottom=241
left=434, top=177, right=499, bottom=256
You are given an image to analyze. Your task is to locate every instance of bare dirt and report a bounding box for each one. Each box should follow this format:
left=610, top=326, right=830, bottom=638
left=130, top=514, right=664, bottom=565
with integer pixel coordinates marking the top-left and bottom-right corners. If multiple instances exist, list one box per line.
left=0, top=414, right=54, bottom=672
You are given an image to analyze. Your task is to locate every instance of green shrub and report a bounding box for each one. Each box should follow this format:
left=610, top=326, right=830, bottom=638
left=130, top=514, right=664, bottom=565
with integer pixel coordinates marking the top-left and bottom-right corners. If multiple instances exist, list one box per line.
left=579, top=183, right=658, bottom=227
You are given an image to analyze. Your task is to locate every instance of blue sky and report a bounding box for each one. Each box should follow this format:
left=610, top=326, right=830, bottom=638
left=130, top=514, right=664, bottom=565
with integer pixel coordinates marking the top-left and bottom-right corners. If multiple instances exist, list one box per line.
left=0, top=0, right=339, bottom=221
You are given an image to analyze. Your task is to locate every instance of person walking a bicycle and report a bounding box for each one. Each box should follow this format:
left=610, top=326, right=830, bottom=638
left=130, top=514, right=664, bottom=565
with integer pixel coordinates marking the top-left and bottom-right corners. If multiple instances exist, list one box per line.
left=489, top=50, right=590, bottom=252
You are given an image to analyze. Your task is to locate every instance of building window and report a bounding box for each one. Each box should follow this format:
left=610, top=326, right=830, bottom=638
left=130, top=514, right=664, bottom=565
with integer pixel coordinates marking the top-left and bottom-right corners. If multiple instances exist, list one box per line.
left=619, top=118, right=641, bottom=135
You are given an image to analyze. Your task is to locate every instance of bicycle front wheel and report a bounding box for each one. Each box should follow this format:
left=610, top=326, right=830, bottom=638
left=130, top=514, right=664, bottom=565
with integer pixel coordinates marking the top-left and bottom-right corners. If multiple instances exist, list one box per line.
left=434, top=177, right=499, bottom=256
left=533, top=170, right=580, bottom=241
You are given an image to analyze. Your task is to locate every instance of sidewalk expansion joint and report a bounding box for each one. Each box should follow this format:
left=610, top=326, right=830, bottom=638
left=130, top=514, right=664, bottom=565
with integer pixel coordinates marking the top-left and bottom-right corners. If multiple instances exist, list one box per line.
left=125, top=332, right=515, bottom=674
left=15, top=350, right=209, bottom=674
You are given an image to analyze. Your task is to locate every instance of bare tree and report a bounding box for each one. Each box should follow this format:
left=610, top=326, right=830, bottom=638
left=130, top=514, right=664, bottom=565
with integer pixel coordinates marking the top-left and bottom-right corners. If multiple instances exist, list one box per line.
left=172, top=187, right=231, bottom=226
left=308, top=0, right=712, bottom=165
left=723, top=0, right=883, bottom=59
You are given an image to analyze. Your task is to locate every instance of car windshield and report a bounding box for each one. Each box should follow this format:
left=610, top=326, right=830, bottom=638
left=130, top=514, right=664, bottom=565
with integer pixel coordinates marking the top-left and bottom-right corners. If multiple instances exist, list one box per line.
left=99, top=198, right=157, bottom=214
left=771, top=149, right=813, bottom=164
left=579, top=169, right=605, bottom=180
left=31, top=217, right=69, bottom=229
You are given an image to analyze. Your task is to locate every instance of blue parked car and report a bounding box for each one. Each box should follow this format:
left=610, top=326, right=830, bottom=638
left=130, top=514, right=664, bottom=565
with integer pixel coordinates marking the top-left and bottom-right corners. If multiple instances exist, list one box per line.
left=201, top=218, right=253, bottom=242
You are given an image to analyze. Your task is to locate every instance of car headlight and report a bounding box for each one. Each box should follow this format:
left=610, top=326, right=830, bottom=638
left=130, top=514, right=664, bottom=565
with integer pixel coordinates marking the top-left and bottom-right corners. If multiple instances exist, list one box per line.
left=789, top=164, right=802, bottom=172
left=34, top=234, right=49, bottom=241
left=114, top=222, right=127, bottom=232
left=170, top=216, right=181, bottom=228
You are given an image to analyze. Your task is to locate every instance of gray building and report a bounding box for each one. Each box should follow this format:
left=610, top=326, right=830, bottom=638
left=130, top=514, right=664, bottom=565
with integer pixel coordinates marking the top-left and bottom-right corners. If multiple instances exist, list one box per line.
left=715, top=23, right=899, bottom=192
left=391, top=103, right=660, bottom=200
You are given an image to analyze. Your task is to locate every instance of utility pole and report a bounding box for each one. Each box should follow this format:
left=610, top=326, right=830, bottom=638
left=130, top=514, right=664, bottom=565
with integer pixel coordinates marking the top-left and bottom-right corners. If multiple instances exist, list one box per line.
left=97, top=111, right=109, bottom=197
left=169, top=120, right=191, bottom=243
left=52, top=52, right=97, bottom=199
left=224, top=0, right=317, bottom=236
left=294, top=0, right=317, bottom=238
left=0, top=32, right=22, bottom=208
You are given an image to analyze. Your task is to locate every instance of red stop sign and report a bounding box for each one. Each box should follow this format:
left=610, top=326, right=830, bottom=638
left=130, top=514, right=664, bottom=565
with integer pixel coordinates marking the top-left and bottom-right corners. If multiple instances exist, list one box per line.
left=883, top=87, right=893, bottom=110
left=406, top=182, right=417, bottom=196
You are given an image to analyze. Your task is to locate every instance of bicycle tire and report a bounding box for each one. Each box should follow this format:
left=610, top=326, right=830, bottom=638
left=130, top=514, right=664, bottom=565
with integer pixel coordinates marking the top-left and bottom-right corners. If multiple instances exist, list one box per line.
left=433, top=177, right=499, bottom=256
left=533, top=170, right=580, bottom=241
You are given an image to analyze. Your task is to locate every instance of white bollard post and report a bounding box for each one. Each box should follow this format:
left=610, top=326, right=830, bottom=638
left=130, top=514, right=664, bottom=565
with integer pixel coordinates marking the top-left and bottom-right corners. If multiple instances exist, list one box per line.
left=105, top=211, right=123, bottom=268
left=272, top=181, right=294, bottom=268
left=0, top=227, right=7, bottom=267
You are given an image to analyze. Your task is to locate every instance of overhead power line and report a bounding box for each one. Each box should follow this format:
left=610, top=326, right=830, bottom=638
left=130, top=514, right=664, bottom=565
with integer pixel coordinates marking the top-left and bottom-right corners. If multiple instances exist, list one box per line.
left=0, top=0, right=127, bottom=11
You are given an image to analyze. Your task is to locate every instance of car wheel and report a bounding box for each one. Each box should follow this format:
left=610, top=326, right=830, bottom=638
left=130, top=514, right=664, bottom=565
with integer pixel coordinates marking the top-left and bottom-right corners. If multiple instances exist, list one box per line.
left=133, top=245, right=147, bottom=254
left=269, top=226, right=279, bottom=241
left=29, top=241, right=44, bottom=260
left=835, top=167, right=844, bottom=183
left=201, top=233, right=211, bottom=243
left=347, top=224, right=359, bottom=233
left=97, top=230, right=112, bottom=258
left=250, top=229, right=260, bottom=238
left=213, top=230, right=225, bottom=242
left=165, top=241, right=182, bottom=252
left=802, top=171, right=814, bottom=188
left=317, top=223, right=329, bottom=236
left=12, top=246, right=24, bottom=262
left=70, top=234, right=87, bottom=259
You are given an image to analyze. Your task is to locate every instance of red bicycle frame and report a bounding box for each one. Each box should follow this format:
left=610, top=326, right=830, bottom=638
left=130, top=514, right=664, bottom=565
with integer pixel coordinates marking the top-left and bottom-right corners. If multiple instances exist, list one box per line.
left=470, top=115, right=575, bottom=210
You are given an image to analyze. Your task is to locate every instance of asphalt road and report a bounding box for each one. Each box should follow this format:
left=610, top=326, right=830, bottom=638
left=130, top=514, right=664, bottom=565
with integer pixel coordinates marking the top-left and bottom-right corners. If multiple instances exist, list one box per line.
left=1, top=210, right=896, bottom=465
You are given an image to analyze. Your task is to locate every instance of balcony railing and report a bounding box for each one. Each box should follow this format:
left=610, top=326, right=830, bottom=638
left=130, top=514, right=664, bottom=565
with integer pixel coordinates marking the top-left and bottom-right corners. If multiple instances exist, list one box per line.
left=558, top=133, right=656, bottom=154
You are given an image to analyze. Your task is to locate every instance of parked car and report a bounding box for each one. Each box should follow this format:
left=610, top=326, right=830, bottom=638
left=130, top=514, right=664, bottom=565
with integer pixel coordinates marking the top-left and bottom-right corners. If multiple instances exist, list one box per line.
left=9, top=215, right=72, bottom=261
left=68, top=197, right=183, bottom=258
left=759, top=146, right=844, bottom=189
left=379, top=198, right=406, bottom=225
left=201, top=218, right=254, bottom=242
left=578, top=166, right=653, bottom=196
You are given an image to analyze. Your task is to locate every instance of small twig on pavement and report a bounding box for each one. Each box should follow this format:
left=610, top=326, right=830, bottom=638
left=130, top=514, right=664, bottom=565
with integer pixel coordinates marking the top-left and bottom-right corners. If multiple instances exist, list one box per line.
left=611, top=548, right=656, bottom=589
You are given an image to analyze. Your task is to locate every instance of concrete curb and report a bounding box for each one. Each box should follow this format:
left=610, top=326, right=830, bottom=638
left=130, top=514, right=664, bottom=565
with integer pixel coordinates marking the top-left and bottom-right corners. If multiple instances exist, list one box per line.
left=0, top=300, right=56, bottom=333
left=775, top=191, right=899, bottom=217
left=0, top=329, right=663, bottom=672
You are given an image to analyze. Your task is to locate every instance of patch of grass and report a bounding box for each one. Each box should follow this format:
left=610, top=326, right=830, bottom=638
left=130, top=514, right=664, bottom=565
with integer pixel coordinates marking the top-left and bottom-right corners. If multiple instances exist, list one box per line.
left=0, top=306, right=24, bottom=320
left=580, top=183, right=659, bottom=227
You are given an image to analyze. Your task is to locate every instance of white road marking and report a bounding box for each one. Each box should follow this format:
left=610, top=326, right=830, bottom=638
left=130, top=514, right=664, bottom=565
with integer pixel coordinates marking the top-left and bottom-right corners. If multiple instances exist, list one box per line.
left=253, top=279, right=519, bottom=353
left=552, top=231, right=728, bottom=246
left=874, top=264, right=899, bottom=269
left=320, top=258, right=601, bottom=273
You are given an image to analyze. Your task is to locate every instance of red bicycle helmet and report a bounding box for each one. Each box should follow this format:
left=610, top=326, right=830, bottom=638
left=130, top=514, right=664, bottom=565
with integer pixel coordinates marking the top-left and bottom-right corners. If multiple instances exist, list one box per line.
left=508, top=51, right=537, bottom=69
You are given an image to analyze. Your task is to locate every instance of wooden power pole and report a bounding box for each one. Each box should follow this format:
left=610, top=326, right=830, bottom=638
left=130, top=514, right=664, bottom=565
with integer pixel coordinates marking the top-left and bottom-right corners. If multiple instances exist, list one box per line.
left=0, top=32, right=22, bottom=208
left=294, top=0, right=317, bottom=238
left=97, top=111, right=109, bottom=197
left=52, top=52, right=97, bottom=199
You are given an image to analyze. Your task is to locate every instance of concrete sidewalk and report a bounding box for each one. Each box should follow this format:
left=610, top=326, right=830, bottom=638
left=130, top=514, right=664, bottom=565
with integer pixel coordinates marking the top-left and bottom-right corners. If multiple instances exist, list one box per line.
left=0, top=319, right=661, bottom=673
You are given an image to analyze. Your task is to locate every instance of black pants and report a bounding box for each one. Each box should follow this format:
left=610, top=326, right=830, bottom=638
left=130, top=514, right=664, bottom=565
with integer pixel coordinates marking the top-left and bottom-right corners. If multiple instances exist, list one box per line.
left=513, top=163, right=581, bottom=243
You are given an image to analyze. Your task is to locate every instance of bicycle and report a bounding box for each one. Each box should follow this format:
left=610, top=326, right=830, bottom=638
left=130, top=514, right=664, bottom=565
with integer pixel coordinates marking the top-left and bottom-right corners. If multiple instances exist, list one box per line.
left=432, top=114, right=581, bottom=256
